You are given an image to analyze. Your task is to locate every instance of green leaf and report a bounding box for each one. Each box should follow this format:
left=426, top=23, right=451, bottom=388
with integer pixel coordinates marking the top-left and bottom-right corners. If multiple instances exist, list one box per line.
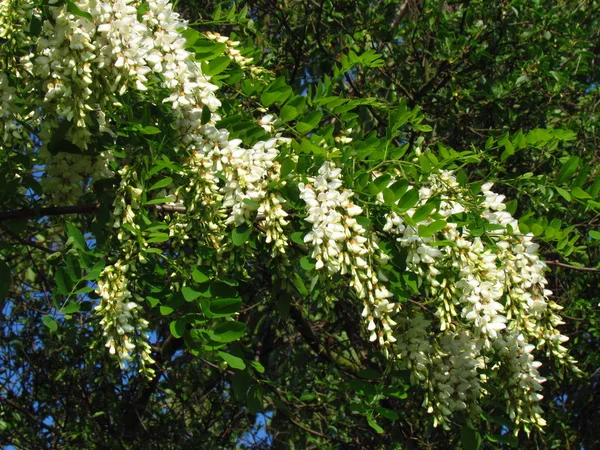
left=148, top=177, right=173, bottom=191
left=146, top=232, right=170, bottom=243
left=367, top=416, right=384, bottom=434
left=206, top=297, right=241, bottom=318
left=280, top=105, right=299, bottom=122
left=62, top=302, right=80, bottom=314
left=82, top=261, right=104, bottom=281
left=66, top=223, right=87, bottom=250
left=486, top=433, right=518, bottom=446
left=589, top=230, right=600, bottom=240
left=146, top=296, right=160, bottom=308
left=418, top=219, right=446, bottom=238
left=201, top=105, right=212, bottom=125
left=139, top=126, right=161, bottom=135
left=55, top=268, right=73, bottom=296
left=300, top=256, right=315, bottom=271
left=249, top=361, right=265, bottom=373
left=412, top=202, right=437, bottom=223
left=418, top=154, right=432, bottom=172
left=160, top=305, right=174, bottom=316
left=29, top=15, right=42, bottom=36
left=211, top=321, right=247, bottom=343
left=204, top=56, right=230, bottom=76
left=247, top=385, right=263, bottom=414
left=296, top=110, right=323, bottom=134
left=280, top=158, right=296, bottom=178
left=144, top=197, right=174, bottom=205
left=572, top=186, right=591, bottom=199
left=170, top=319, right=186, bottom=338
left=193, top=40, right=226, bottom=60
left=218, top=351, right=246, bottom=370
left=461, top=424, right=482, bottom=450
left=232, top=223, right=252, bottom=246
left=67, top=2, right=93, bottom=20
left=290, top=232, right=305, bottom=245
left=382, top=188, right=396, bottom=205
left=291, top=273, right=308, bottom=296
left=555, top=186, right=571, bottom=201
left=261, top=77, right=292, bottom=106
left=43, top=316, right=58, bottom=332
left=375, top=406, right=399, bottom=420
left=298, top=392, right=316, bottom=403
left=192, top=267, right=210, bottom=283
left=382, top=386, right=408, bottom=400
left=232, top=371, right=251, bottom=400
left=182, top=286, right=202, bottom=302
left=398, top=188, right=420, bottom=212
left=73, top=286, right=94, bottom=295
left=556, top=156, right=580, bottom=184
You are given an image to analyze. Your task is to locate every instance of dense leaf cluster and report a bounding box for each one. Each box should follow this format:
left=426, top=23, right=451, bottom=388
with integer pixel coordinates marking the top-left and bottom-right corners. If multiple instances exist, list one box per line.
left=0, top=1, right=599, bottom=449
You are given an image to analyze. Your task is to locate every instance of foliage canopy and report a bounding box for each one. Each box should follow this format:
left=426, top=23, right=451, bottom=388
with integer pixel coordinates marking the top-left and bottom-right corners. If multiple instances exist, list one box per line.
left=0, top=0, right=599, bottom=448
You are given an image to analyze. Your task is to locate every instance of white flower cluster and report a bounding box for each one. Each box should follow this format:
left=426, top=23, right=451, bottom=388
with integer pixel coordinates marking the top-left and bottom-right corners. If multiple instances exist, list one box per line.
left=184, top=124, right=292, bottom=256
left=495, top=330, right=546, bottom=430
left=0, top=72, right=24, bottom=149
left=1, top=1, right=35, bottom=154
left=257, top=192, right=290, bottom=256
left=206, top=31, right=268, bottom=78
left=205, top=31, right=252, bottom=67
left=43, top=151, right=115, bottom=205
left=221, top=136, right=290, bottom=227
left=385, top=171, right=574, bottom=430
left=94, top=261, right=155, bottom=378
left=299, top=162, right=399, bottom=349
left=396, top=314, right=485, bottom=428
left=21, top=0, right=221, bottom=202
left=92, top=165, right=157, bottom=377
left=0, top=0, right=29, bottom=49
left=112, top=166, right=142, bottom=239
left=480, top=182, right=573, bottom=363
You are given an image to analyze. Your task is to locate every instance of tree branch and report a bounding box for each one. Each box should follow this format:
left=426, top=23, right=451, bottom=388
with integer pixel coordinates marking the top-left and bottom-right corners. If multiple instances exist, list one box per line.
left=546, top=260, right=600, bottom=273
left=1, top=224, right=53, bottom=253
left=0, top=394, right=56, bottom=434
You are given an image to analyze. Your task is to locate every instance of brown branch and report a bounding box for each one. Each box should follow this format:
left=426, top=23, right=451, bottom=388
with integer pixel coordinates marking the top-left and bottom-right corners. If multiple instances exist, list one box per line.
left=121, top=331, right=184, bottom=439
left=390, top=0, right=411, bottom=30
left=546, top=260, right=600, bottom=273
left=289, top=304, right=330, bottom=361
left=0, top=394, right=56, bottom=433
left=264, top=382, right=348, bottom=445
left=1, top=224, right=53, bottom=253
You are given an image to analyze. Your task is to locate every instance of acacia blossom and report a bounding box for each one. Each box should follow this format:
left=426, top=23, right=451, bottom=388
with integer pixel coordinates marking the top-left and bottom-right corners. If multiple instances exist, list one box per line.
left=385, top=171, right=574, bottom=431
left=299, top=162, right=399, bottom=349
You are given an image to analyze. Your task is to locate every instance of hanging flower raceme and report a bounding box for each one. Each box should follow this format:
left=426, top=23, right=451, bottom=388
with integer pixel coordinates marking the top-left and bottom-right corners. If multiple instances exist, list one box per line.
left=94, top=261, right=155, bottom=378
left=91, top=165, right=156, bottom=377
left=20, top=0, right=222, bottom=204
left=299, top=162, right=399, bottom=350
left=385, top=171, right=576, bottom=432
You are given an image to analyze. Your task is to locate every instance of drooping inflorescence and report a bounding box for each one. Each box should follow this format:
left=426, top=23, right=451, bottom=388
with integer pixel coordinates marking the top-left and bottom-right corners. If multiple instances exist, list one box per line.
left=385, top=171, right=576, bottom=431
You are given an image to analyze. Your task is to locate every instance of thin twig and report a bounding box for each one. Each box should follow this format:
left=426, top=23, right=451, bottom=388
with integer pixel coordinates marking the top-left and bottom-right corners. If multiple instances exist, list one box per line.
left=0, top=395, right=56, bottom=433
left=546, top=260, right=600, bottom=273
left=1, top=224, right=53, bottom=253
